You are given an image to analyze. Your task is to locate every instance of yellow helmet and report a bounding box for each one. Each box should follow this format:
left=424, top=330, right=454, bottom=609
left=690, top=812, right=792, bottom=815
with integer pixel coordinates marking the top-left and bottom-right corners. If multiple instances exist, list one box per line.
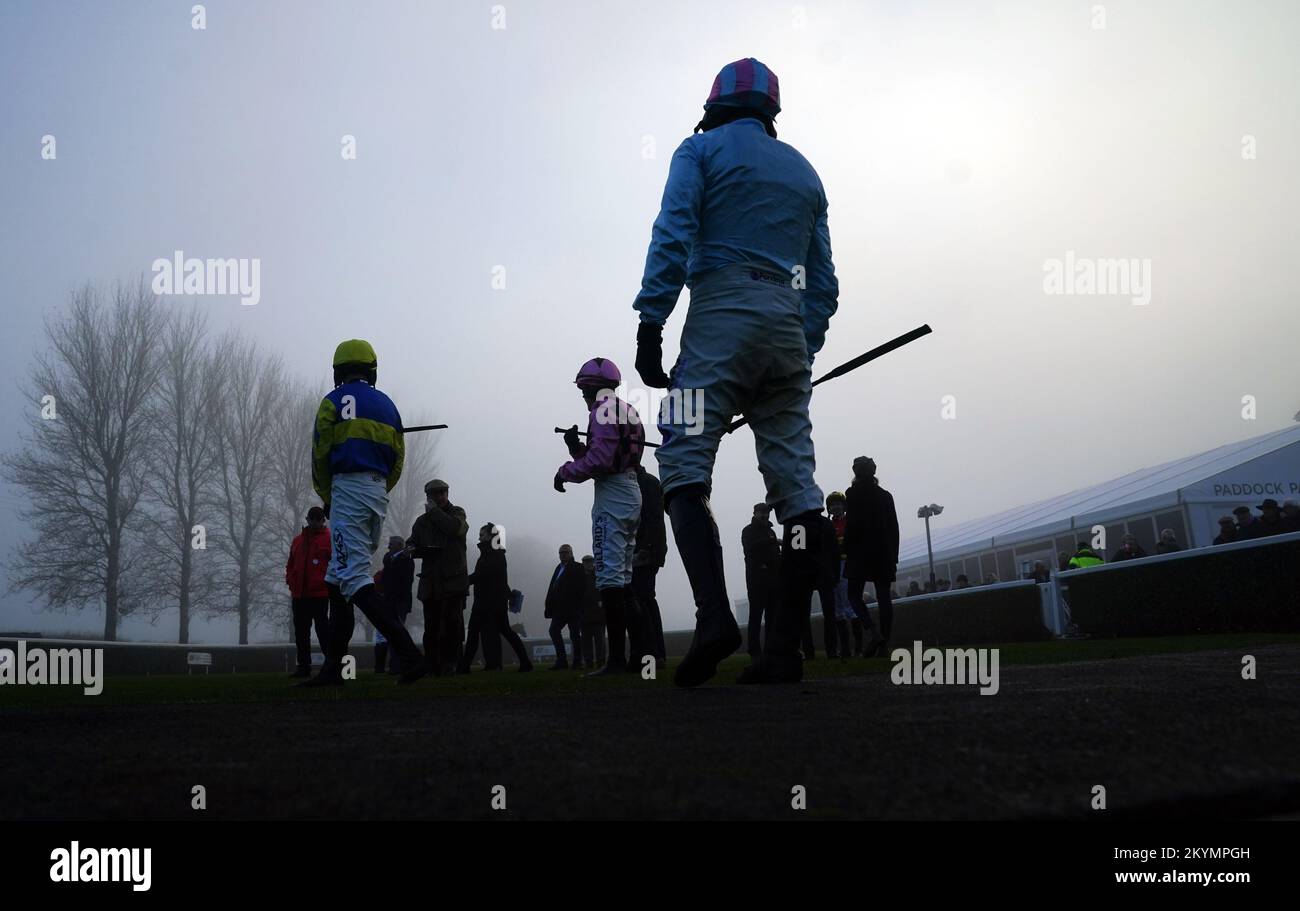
left=332, top=339, right=377, bottom=368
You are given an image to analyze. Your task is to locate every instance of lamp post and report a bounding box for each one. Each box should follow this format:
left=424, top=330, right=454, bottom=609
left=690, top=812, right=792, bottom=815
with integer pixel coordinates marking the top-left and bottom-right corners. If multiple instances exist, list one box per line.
left=917, top=503, right=944, bottom=591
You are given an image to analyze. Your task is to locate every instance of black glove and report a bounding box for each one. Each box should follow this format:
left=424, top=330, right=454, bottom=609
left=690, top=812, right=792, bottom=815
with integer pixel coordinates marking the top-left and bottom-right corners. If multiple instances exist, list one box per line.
left=563, top=424, right=581, bottom=451
left=635, top=322, right=671, bottom=389
left=553, top=471, right=566, bottom=493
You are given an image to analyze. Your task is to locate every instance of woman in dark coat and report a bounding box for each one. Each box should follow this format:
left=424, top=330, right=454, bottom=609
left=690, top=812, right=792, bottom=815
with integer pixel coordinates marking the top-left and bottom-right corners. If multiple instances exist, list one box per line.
left=843, top=457, right=899, bottom=656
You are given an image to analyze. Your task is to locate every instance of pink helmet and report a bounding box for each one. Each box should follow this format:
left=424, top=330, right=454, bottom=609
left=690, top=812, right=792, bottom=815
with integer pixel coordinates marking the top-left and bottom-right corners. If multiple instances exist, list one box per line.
left=574, top=357, right=622, bottom=390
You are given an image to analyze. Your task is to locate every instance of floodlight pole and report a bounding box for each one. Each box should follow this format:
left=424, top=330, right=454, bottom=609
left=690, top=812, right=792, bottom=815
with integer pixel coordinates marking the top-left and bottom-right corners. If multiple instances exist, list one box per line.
left=918, top=503, right=944, bottom=591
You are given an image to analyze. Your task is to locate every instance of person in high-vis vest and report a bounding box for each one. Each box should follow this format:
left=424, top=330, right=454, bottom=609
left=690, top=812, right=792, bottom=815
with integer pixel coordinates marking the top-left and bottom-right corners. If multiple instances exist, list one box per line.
left=302, top=339, right=427, bottom=686
left=632, top=58, right=839, bottom=687
left=1067, top=544, right=1104, bottom=570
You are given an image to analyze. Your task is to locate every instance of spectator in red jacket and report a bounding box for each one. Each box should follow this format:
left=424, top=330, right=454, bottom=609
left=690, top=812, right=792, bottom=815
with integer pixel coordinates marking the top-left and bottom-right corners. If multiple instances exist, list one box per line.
left=285, top=506, right=331, bottom=678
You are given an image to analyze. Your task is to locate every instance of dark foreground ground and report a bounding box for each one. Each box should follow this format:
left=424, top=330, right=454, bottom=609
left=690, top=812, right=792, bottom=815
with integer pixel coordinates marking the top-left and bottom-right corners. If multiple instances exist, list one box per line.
left=3, top=637, right=1298, bottom=820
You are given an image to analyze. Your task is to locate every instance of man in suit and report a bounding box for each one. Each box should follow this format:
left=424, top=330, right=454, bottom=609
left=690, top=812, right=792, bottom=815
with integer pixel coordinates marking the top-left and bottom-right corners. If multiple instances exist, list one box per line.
left=544, top=544, right=586, bottom=670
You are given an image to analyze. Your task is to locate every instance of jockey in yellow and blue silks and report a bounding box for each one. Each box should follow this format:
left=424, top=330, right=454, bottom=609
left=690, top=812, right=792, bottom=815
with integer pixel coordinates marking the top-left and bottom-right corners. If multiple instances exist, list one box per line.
left=302, top=339, right=427, bottom=687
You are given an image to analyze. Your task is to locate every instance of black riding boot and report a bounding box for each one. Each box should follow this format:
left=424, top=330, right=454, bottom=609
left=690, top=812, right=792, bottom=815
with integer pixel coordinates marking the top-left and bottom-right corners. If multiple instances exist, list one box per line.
left=623, top=584, right=648, bottom=673
left=299, top=583, right=354, bottom=687
left=738, top=510, right=821, bottom=684
left=587, top=588, right=628, bottom=676
left=667, top=486, right=742, bottom=688
left=352, top=584, right=429, bottom=684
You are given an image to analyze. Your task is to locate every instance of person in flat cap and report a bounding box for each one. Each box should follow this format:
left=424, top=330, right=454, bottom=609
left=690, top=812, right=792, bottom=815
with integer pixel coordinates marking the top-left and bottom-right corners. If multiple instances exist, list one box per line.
left=1233, top=504, right=1262, bottom=539
left=843, top=456, right=898, bottom=657
left=1212, top=515, right=1238, bottom=545
left=407, top=479, right=469, bottom=674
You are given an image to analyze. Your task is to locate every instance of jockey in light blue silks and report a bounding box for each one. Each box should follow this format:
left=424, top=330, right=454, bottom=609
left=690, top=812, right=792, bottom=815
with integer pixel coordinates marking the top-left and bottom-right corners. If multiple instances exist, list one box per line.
left=631, top=58, right=840, bottom=687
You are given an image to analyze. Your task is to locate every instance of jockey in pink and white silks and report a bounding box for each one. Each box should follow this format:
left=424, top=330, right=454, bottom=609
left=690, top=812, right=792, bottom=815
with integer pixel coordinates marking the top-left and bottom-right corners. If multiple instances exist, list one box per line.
left=555, top=357, right=647, bottom=676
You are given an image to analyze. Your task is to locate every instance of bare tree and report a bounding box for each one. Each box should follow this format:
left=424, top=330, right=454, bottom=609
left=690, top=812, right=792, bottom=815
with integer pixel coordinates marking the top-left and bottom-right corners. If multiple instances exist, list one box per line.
left=211, top=336, right=286, bottom=643
left=268, top=380, right=324, bottom=547
left=263, top=378, right=322, bottom=641
left=3, top=281, right=165, bottom=640
left=140, top=309, right=225, bottom=643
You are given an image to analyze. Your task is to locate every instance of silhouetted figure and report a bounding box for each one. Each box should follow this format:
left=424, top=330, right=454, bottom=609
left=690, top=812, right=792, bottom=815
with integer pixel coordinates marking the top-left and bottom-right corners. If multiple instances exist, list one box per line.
left=379, top=535, right=415, bottom=674
left=819, top=491, right=847, bottom=658
left=631, top=465, right=669, bottom=669
left=459, top=523, right=533, bottom=673
left=1233, top=505, right=1262, bottom=539
left=742, top=503, right=781, bottom=655
left=844, top=457, right=899, bottom=657
left=1155, top=529, right=1183, bottom=554
left=409, top=478, right=469, bottom=676
left=1212, top=516, right=1238, bottom=545
left=544, top=545, right=585, bottom=670
left=1283, top=501, right=1300, bottom=533
left=1251, top=499, right=1290, bottom=538
left=1110, top=534, right=1148, bottom=562
left=580, top=555, right=606, bottom=668
left=285, top=506, right=331, bottom=678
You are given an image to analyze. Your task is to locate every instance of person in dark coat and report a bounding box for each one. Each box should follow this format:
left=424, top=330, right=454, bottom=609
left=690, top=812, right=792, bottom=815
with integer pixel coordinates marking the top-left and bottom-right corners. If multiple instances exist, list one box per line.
left=407, top=478, right=469, bottom=676
left=284, top=506, right=331, bottom=678
left=580, top=555, right=606, bottom=668
left=843, top=456, right=899, bottom=657
left=1252, top=499, right=1291, bottom=538
left=741, top=503, right=781, bottom=656
left=1110, top=534, right=1148, bottom=562
left=1283, top=501, right=1300, bottom=533
left=818, top=491, right=848, bottom=658
left=1212, top=515, right=1238, bottom=545
left=377, top=535, right=415, bottom=674
left=544, top=544, right=586, bottom=669
left=631, top=465, right=669, bottom=669
left=459, top=523, right=533, bottom=673
left=1155, top=529, right=1183, bottom=554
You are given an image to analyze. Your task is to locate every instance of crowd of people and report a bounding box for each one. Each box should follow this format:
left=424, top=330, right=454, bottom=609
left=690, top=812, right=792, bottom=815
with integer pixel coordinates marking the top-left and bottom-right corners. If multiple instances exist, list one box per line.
left=1056, top=498, right=1298, bottom=572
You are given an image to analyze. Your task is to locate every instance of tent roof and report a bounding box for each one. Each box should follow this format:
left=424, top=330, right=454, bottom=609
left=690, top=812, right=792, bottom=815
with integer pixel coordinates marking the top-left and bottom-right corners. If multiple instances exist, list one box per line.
left=897, top=424, right=1300, bottom=565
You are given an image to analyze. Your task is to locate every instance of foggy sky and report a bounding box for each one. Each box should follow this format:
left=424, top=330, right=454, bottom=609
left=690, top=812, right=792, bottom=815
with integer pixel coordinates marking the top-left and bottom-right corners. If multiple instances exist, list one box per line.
left=1, top=0, right=1298, bottom=641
